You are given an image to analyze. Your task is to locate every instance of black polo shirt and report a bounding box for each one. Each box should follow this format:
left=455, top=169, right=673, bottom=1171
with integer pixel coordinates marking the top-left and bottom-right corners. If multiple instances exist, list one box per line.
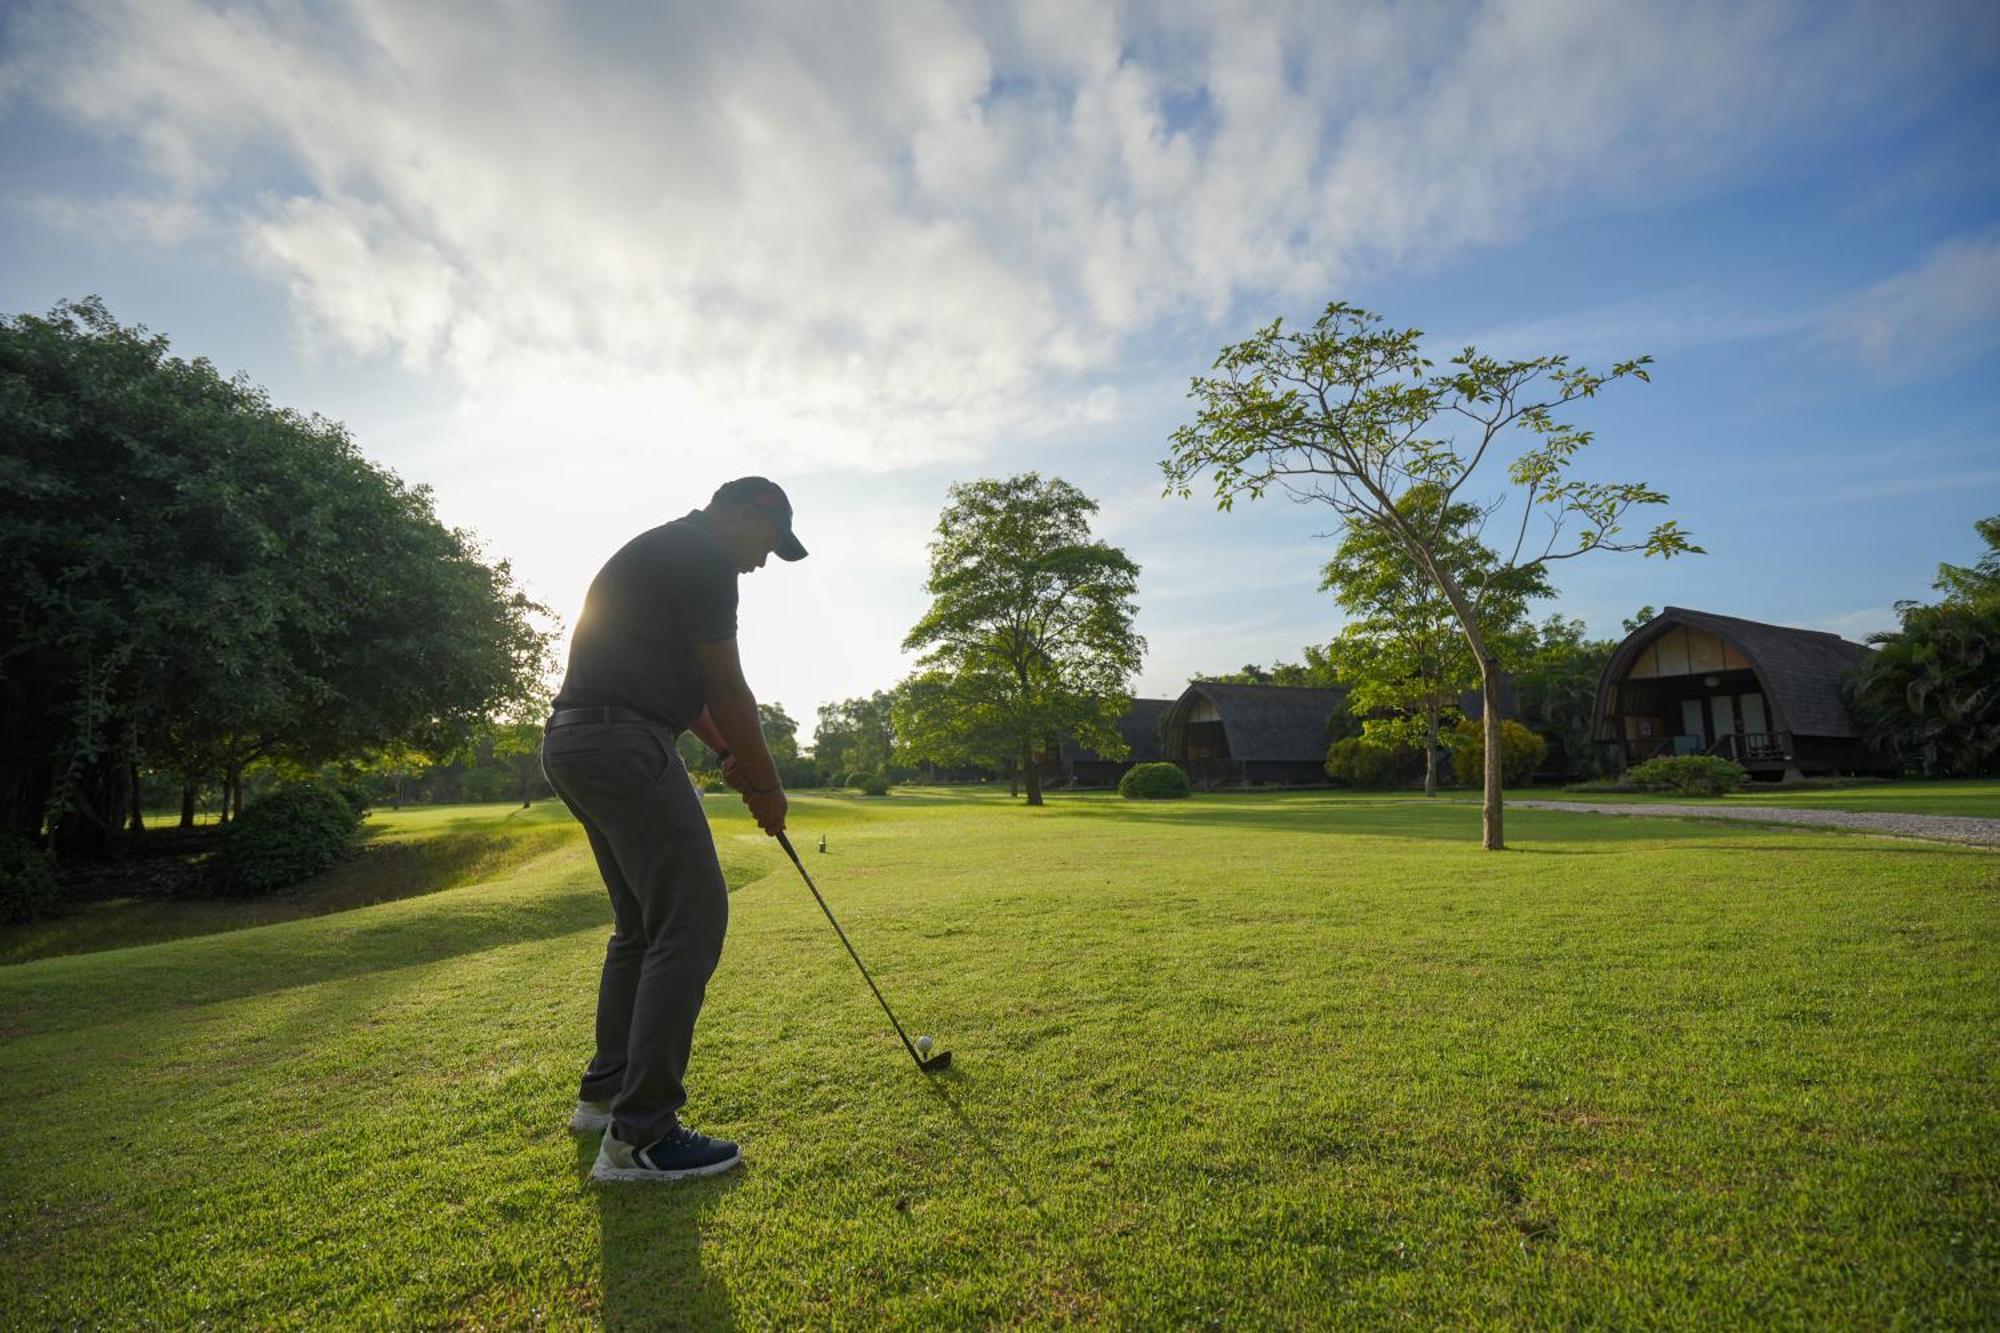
left=552, top=510, right=738, bottom=730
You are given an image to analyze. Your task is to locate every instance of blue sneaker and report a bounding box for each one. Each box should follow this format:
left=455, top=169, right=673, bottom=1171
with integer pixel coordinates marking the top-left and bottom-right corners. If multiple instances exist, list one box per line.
left=592, top=1123, right=742, bottom=1182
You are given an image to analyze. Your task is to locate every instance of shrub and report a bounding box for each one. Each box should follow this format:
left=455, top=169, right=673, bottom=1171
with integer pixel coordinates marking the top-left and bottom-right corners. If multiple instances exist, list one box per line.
left=1119, top=762, right=1191, bottom=800
left=1624, top=754, right=1747, bottom=797
left=332, top=782, right=372, bottom=820
left=208, top=783, right=365, bottom=896
left=0, top=834, right=61, bottom=924
left=856, top=772, right=891, bottom=796
left=1447, top=718, right=1549, bottom=787
left=1324, top=738, right=1401, bottom=788
left=844, top=771, right=873, bottom=789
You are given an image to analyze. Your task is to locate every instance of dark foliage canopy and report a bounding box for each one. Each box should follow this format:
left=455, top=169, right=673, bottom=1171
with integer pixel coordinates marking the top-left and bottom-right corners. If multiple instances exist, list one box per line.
left=0, top=299, right=551, bottom=856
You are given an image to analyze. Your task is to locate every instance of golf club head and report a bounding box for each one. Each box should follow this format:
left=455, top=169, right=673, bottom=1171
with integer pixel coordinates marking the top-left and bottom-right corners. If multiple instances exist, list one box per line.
left=919, top=1050, right=952, bottom=1073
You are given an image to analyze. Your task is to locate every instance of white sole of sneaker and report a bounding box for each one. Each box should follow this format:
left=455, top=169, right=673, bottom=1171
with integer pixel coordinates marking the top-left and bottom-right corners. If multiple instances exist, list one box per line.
left=590, top=1152, right=742, bottom=1184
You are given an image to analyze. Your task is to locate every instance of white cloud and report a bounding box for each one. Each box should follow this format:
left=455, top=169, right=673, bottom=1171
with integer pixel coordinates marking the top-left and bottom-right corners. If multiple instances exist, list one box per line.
left=1820, top=231, right=2000, bottom=379
left=1451, top=292, right=1819, bottom=364
left=6, top=0, right=1992, bottom=719
left=14, top=190, right=209, bottom=247
left=1806, top=607, right=1898, bottom=642
left=5, top=0, right=1981, bottom=475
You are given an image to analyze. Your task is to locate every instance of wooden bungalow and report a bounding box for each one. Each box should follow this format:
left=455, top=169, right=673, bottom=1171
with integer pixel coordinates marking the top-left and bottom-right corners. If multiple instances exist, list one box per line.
left=1592, top=607, right=1876, bottom=778
left=1053, top=698, right=1175, bottom=787
left=1162, top=682, right=1350, bottom=786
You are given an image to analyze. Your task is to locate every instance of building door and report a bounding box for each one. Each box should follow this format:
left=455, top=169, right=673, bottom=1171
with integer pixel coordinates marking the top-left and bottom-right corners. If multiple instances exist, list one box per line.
left=1678, top=698, right=1705, bottom=754
left=1738, top=692, right=1768, bottom=738
left=1708, top=694, right=1738, bottom=749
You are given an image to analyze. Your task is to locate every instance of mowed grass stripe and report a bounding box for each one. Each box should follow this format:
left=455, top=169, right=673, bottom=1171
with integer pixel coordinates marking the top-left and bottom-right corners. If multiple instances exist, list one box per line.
left=1, top=792, right=1995, bottom=1327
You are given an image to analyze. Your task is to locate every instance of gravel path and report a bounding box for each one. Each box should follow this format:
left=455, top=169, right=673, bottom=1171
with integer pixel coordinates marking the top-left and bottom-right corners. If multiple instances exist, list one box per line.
left=1508, top=799, right=2000, bottom=848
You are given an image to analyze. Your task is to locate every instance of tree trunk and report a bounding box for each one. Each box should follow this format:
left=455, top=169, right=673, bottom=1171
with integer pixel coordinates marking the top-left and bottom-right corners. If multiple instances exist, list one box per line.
left=393, top=773, right=405, bottom=810
left=1423, top=705, right=1439, bottom=798
left=519, top=755, right=533, bottom=808
left=1481, top=661, right=1505, bottom=851
left=128, top=763, right=145, bottom=834
left=1408, top=550, right=1505, bottom=851
left=179, top=781, right=196, bottom=830
left=1022, top=743, right=1043, bottom=806
left=1006, top=760, right=1018, bottom=799
left=50, top=760, right=123, bottom=861
left=227, top=766, right=243, bottom=822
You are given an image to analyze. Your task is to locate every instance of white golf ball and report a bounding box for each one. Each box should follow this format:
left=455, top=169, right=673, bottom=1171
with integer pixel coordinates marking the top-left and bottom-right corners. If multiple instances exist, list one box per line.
left=916, top=1035, right=934, bottom=1055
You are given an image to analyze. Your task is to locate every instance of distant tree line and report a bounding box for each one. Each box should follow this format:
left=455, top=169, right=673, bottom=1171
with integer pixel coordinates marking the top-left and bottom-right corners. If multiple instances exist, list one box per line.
left=1, top=300, right=554, bottom=861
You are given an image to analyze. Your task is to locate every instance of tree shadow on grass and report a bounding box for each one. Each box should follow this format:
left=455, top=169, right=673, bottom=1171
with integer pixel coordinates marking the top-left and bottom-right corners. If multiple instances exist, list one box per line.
left=2, top=827, right=586, bottom=968
left=2, top=836, right=785, bottom=1040
left=577, top=1135, right=741, bottom=1329
left=0, top=877, right=615, bottom=1039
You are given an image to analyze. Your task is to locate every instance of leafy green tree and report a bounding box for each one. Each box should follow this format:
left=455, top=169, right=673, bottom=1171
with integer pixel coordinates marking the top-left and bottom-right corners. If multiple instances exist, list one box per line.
left=1848, top=514, right=2000, bottom=776
left=903, top=474, right=1143, bottom=806
left=0, top=298, right=552, bottom=858
left=1164, top=301, right=1698, bottom=849
left=1512, top=614, right=1619, bottom=780
left=812, top=692, right=898, bottom=779
left=1931, top=514, right=2000, bottom=606
left=1446, top=717, right=1548, bottom=788
left=892, top=670, right=1016, bottom=781
left=1321, top=484, right=1547, bottom=796
left=1324, top=737, right=1404, bottom=788
left=1196, top=649, right=1342, bottom=689
left=758, top=702, right=826, bottom=787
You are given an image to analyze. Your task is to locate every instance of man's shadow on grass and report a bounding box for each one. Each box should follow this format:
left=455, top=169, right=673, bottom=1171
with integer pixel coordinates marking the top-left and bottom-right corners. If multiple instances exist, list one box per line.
left=578, top=1136, right=742, bottom=1329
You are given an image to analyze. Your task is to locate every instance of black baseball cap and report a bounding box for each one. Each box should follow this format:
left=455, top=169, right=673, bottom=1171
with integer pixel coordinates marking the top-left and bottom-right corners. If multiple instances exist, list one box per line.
left=710, top=476, right=808, bottom=561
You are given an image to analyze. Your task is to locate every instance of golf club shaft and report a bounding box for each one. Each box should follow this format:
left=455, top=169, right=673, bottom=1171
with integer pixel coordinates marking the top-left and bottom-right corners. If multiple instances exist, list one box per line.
left=775, top=831, right=926, bottom=1065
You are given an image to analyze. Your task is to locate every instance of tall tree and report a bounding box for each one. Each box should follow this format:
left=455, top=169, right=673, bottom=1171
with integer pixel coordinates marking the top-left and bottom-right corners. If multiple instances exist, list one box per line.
left=1848, top=514, right=2000, bottom=776
left=1512, top=615, right=1619, bottom=780
left=1320, top=484, right=1548, bottom=796
left=1164, top=301, right=1698, bottom=849
left=811, top=692, right=898, bottom=778
left=1931, top=514, right=2000, bottom=607
left=903, top=474, right=1143, bottom=806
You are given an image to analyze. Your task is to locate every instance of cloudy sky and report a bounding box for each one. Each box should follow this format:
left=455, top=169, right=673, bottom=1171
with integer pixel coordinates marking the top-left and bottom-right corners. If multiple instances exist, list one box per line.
left=5, top=0, right=1998, bottom=730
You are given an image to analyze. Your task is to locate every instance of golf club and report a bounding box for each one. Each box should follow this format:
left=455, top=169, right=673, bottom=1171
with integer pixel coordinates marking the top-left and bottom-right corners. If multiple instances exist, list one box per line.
left=775, top=830, right=951, bottom=1073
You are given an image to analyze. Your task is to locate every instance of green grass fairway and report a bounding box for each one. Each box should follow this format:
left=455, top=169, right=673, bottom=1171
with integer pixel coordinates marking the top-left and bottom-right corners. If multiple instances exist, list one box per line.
left=3, top=792, right=1996, bottom=1326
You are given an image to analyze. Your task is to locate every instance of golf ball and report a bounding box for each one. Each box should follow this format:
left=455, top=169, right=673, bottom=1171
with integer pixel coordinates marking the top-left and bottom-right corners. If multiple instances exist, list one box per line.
left=916, top=1035, right=934, bottom=1055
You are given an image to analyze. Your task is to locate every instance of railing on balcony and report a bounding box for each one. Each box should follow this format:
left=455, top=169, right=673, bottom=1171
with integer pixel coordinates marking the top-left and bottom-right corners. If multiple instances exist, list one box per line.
left=1622, top=731, right=1794, bottom=765
left=1710, top=731, right=1793, bottom=763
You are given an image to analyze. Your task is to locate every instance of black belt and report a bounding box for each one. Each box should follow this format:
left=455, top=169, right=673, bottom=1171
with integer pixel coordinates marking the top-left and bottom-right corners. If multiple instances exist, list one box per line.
left=546, top=705, right=668, bottom=730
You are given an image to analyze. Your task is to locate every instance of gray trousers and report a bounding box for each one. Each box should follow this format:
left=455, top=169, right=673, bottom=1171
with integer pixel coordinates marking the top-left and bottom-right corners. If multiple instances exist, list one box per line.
left=541, top=720, right=728, bottom=1147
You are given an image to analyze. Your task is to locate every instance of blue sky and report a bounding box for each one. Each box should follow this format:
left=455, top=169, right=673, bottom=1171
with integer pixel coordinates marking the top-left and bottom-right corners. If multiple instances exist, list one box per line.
left=4, top=1, right=1997, bottom=727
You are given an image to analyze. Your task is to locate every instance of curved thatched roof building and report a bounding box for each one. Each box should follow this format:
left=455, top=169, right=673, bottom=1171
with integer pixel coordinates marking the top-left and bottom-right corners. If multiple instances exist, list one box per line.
left=1163, top=682, right=1350, bottom=785
left=1593, top=607, right=1876, bottom=775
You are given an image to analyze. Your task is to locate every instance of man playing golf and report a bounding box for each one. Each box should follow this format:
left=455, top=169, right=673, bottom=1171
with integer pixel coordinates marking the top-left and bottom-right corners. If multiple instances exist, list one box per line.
left=542, top=476, right=805, bottom=1182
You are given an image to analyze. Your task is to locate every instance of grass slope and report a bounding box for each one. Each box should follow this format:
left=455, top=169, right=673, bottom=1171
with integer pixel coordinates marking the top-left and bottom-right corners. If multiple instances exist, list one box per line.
left=1, top=806, right=584, bottom=966
left=2, top=791, right=1995, bottom=1327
